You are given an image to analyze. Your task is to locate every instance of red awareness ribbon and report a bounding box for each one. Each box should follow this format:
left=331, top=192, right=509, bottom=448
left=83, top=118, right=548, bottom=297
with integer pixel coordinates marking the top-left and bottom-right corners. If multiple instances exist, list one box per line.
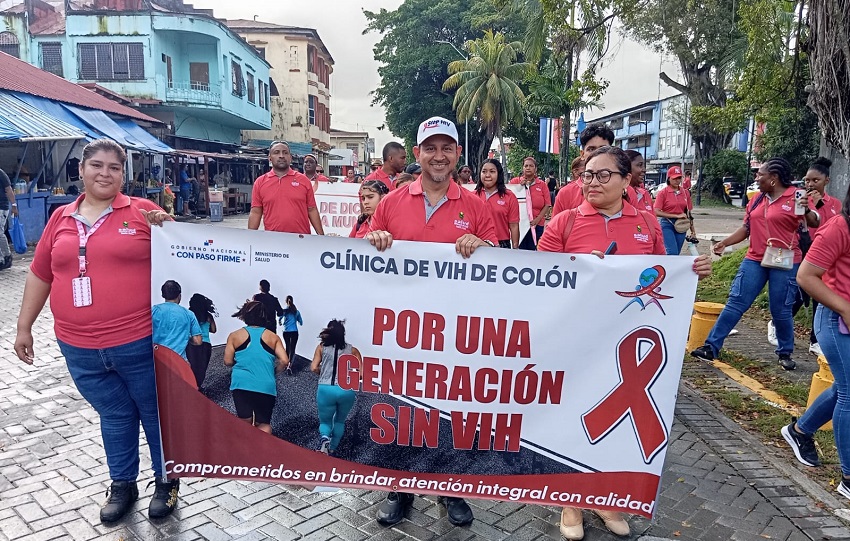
left=581, top=326, right=668, bottom=464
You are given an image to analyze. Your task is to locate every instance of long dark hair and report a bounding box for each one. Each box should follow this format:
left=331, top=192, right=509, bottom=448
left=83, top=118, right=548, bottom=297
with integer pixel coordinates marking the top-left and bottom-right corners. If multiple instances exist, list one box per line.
left=232, top=300, right=266, bottom=327
left=283, top=295, right=297, bottom=315
left=475, top=159, right=506, bottom=196
left=189, top=293, right=217, bottom=324
left=319, top=319, right=346, bottom=350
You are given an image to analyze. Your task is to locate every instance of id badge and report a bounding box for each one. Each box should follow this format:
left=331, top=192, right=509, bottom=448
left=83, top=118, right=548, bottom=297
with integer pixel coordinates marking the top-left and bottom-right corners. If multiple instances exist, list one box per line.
left=72, top=276, right=93, bottom=307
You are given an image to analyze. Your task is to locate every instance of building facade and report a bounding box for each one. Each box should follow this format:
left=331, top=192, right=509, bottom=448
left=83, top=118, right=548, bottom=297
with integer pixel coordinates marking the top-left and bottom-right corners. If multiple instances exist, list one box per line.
left=329, top=129, right=372, bottom=176
left=0, top=0, right=271, bottom=151
left=587, top=100, right=661, bottom=161
left=655, top=94, right=695, bottom=168
left=227, top=19, right=333, bottom=166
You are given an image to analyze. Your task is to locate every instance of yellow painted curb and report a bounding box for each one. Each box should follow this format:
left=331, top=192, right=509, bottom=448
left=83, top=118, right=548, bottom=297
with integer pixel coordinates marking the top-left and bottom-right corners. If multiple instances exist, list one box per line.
left=711, top=360, right=802, bottom=415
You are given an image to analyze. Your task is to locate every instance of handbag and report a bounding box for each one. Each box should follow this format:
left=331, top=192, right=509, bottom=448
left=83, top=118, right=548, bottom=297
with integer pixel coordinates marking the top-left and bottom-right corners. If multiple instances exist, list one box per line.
left=759, top=201, right=796, bottom=270
left=10, top=215, right=27, bottom=254
left=673, top=217, right=691, bottom=234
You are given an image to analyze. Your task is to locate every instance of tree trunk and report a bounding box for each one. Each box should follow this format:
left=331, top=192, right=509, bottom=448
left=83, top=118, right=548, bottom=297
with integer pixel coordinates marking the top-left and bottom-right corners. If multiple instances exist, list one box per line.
left=558, top=50, right=574, bottom=182
left=498, top=127, right=508, bottom=168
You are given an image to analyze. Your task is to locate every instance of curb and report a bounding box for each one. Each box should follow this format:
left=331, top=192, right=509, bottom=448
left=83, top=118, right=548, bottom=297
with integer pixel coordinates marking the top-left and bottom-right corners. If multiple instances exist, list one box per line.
left=680, top=381, right=850, bottom=518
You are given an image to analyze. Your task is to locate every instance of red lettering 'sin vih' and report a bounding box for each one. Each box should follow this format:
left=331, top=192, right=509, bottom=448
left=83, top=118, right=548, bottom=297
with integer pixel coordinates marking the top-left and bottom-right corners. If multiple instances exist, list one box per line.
left=581, top=327, right=668, bottom=463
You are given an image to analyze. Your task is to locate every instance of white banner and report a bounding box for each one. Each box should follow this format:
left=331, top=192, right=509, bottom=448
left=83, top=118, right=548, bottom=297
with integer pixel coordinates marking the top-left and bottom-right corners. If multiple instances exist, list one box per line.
left=151, top=223, right=697, bottom=516
left=312, top=182, right=532, bottom=240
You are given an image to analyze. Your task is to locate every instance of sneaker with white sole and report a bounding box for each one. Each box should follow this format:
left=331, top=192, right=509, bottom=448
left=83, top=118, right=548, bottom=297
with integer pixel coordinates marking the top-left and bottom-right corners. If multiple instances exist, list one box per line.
left=781, top=419, right=819, bottom=466
left=838, top=479, right=850, bottom=501
left=319, top=437, right=330, bottom=455
left=690, top=345, right=715, bottom=362
left=809, top=342, right=823, bottom=356
left=767, top=320, right=778, bottom=346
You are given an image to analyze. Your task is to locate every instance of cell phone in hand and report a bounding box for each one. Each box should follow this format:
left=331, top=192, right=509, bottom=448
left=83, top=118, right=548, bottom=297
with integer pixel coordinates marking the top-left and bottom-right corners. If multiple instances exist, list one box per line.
left=604, top=241, right=617, bottom=255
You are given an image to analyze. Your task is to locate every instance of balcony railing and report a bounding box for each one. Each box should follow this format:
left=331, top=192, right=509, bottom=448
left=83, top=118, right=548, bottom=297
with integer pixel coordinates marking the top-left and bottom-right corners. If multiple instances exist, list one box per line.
left=165, top=81, right=221, bottom=107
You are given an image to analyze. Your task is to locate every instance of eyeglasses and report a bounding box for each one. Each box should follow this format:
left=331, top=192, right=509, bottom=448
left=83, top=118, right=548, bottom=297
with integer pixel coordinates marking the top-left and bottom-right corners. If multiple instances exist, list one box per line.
left=579, top=169, right=622, bottom=184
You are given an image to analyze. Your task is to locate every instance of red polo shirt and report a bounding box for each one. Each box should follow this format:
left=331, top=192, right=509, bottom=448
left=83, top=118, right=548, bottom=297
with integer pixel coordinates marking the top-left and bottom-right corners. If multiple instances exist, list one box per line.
left=744, top=187, right=804, bottom=263
left=632, top=186, right=654, bottom=213
left=552, top=181, right=584, bottom=216
left=512, top=178, right=551, bottom=220
left=369, top=178, right=498, bottom=244
left=30, top=194, right=161, bottom=349
left=251, top=169, right=317, bottom=234
left=806, top=216, right=850, bottom=302
left=477, top=188, right=520, bottom=242
left=654, top=185, right=693, bottom=215
left=811, top=194, right=842, bottom=234
left=538, top=200, right=665, bottom=255
left=364, top=168, right=394, bottom=191
left=349, top=218, right=371, bottom=239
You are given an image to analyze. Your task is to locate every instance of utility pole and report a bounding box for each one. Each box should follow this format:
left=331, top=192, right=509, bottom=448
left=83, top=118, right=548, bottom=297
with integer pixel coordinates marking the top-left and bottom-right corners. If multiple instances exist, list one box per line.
left=436, top=40, right=470, bottom=167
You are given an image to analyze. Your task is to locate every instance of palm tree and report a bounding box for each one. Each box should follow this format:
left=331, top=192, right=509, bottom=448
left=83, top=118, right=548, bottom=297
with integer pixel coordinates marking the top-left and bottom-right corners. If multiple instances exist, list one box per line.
left=442, top=30, right=532, bottom=165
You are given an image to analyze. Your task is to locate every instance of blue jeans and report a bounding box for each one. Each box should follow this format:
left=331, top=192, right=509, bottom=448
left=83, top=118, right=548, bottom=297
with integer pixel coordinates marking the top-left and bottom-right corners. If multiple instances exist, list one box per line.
left=705, top=258, right=799, bottom=356
left=805, top=306, right=850, bottom=476
left=316, top=384, right=356, bottom=451
left=57, top=335, right=163, bottom=481
left=660, top=218, right=686, bottom=255
left=177, top=184, right=192, bottom=214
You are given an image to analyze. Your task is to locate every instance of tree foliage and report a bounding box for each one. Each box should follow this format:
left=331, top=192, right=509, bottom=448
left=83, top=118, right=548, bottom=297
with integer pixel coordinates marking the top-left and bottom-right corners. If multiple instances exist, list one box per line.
left=622, top=0, right=746, bottom=173
left=703, top=150, right=750, bottom=193
left=756, top=106, right=820, bottom=177
left=442, top=30, right=533, bottom=164
left=364, top=0, right=521, bottom=174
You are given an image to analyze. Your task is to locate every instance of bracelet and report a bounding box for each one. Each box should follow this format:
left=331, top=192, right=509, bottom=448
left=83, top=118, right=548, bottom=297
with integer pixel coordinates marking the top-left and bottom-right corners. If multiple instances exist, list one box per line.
left=483, top=240, right=495, bottom=247
left=11, top=203, right=17, bottom=206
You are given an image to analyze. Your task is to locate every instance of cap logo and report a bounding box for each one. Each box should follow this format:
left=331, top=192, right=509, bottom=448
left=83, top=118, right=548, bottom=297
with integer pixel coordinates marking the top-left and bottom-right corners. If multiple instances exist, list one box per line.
left=423, top=119, right=451, bottom=131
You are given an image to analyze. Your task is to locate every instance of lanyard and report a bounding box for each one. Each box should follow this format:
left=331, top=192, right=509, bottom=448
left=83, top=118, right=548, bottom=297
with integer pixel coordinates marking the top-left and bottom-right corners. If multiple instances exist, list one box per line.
left=75, top=215, right=109, bottom=276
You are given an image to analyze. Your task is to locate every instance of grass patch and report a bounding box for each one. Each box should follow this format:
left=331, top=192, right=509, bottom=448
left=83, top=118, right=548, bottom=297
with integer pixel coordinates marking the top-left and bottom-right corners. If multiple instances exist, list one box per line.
left=693, top=193, right=737, bottom=208
left=718, top=349, right=809, bottom=407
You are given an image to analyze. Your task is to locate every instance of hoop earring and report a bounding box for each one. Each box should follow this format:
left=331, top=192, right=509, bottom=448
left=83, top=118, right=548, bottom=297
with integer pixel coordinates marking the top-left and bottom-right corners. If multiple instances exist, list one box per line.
left=770, top=181, right=775, bottom=187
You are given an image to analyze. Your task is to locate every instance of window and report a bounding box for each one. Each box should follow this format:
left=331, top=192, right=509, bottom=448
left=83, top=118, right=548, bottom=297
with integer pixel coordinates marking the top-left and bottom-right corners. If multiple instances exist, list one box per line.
left=289, top=46, right=298, bottom=69
left=346, top=143, right=359, bottom=152
left=78, top=43, right=144, bottom=81
left=307, top=45, right=315, bottom=73
left=308, top=95, right=316, bottom=125
left=629, top=109, right=653, bottom=126
left=247, top=72, right=255, bottom=104
left=258, top=80, right=265, bottom=108
left=658, top=137, right=666, bottom=151
left=40, top=42, right=63, bottom=76
left=609, top=117, right=623, bottom=130
left=266, top=83, right=271, bottom=110
left=254, top=46, right=265, bottom=59
left=231, top=60, right=244, bottom=96
left=0, top=32, right=20, bottom=58
left=163, top=54, right=173, bottom=87
left=189, top=62, right=209, bottom=90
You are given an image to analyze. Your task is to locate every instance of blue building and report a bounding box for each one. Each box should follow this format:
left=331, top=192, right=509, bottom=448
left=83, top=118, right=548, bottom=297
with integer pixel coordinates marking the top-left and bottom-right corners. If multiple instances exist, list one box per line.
left=1, top=0, right=271, bottom=151
left=586, top=100, right=661, bottom=161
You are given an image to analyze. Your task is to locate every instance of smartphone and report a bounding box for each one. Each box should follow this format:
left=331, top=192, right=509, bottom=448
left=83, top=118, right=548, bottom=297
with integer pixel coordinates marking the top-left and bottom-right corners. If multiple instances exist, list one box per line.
left=840, top=317, right=849, bottom=335
left=794, top=188, right=807, bottom=215
left=604, top=241, right=617, bottom=255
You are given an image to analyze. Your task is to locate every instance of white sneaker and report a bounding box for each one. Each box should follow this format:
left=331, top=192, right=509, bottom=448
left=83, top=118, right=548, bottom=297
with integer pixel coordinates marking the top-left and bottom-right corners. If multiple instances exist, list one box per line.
left=809, top=342, right=823, bottom=356
left=767, top=320, right=778, bottom=346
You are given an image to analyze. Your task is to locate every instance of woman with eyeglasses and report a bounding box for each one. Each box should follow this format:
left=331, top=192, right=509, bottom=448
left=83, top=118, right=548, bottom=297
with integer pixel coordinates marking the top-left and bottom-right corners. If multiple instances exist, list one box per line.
left=538, top=146, right=711, bottom=540
left=350, top=180, right=389, bottom=239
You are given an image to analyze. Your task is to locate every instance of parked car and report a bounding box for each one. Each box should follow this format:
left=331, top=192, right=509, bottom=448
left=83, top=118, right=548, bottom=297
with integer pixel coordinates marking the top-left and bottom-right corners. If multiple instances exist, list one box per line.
left=745, top=181, right=760, bottom=202
left=723, top=176, right=745, bottom=198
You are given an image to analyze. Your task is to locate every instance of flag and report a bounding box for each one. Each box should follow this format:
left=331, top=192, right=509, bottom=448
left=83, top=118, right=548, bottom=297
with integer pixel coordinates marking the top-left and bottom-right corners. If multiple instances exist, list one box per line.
left=538, top=117, right=561, bottom=154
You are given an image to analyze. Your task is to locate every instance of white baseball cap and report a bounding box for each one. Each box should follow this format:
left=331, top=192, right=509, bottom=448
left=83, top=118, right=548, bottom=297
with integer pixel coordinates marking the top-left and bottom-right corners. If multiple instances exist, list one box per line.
left=417, top=116, right=459, bottom=145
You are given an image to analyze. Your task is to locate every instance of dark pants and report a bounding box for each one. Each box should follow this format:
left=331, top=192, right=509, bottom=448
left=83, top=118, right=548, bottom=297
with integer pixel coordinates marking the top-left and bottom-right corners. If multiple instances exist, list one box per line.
left=793, top=290, right=819, bottom=344
left=186, top=341, right=212, bottom=388
left=283, top=331, right=299, bottom=360
left=519, top=225, right=544, bottom=251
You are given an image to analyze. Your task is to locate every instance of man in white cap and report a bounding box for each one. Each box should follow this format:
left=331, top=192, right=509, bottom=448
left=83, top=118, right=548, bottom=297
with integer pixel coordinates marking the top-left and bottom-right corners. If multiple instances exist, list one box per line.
left=366, top=117, right=497, bottom=528
left=367, top=116, right=497, bottom=257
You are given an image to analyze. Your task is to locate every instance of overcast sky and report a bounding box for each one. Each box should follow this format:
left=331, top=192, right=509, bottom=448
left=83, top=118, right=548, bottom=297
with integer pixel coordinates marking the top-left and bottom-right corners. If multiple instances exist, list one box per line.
left=197, top=0, right=681, bottom=150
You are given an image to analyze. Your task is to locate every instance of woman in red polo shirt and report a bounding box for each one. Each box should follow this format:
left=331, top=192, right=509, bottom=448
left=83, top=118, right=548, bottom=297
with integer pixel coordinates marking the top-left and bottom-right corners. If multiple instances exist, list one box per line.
left=625, top=150, right=654, bottom=213
left=691, top=158, right=803, bottom=371
left=654, top=165, right=694, bottom=255
left=790, top=185, right=850, bottom=497
left=538, top=146, right=711, bottom=540
left=512, top=156, right=551, bottom=250
left=13, top=139, right=178, bottom=523
left=350, top=180, right=389, bottom=239
left=475, top=159, right=520, bottom=248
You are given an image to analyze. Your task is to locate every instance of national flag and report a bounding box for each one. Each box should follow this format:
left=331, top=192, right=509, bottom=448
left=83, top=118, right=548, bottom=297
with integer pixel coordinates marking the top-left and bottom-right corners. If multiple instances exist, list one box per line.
left=538, top=117, right=561, bottom=154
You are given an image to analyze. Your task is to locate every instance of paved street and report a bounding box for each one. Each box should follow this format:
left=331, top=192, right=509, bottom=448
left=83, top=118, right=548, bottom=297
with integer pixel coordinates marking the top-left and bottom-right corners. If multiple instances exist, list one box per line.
left=2, top=209, right=850, bottom=540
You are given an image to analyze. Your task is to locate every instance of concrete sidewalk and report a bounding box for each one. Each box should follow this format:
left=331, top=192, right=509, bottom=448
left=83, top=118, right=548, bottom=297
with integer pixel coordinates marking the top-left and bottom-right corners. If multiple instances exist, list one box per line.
left=1, top=246, right=848, bottom=540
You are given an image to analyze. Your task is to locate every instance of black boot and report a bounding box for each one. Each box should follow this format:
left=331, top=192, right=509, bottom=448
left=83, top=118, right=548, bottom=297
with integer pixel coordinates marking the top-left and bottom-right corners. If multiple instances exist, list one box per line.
left=1, top=255, right=11, bottom=270
left=148, top=478, right=179, bottom=518
left=100, top=480, right=139, bottom=523
left=376, top=491, right=414, bottom=525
